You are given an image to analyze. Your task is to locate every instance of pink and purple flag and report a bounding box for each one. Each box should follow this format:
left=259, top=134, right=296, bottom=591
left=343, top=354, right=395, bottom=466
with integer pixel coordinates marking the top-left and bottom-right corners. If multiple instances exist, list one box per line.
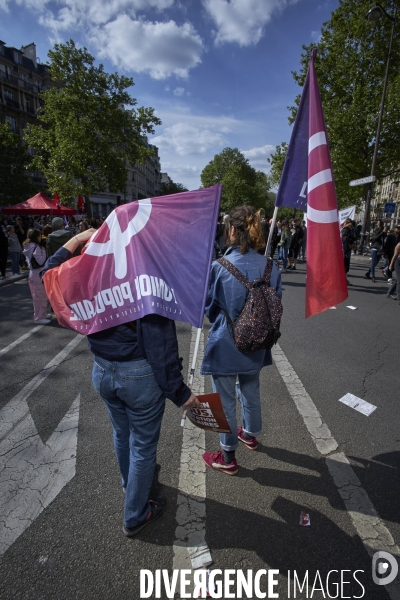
left=275, top=49, right=348, bottom=318
left=43, top=186, right=221, bottom=334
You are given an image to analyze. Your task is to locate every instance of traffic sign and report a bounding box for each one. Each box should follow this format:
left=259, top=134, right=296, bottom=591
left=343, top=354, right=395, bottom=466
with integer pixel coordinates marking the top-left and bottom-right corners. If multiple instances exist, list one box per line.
left=384, top=202, right=396, bottom=214
left=349, top=175, right=376, bottom=187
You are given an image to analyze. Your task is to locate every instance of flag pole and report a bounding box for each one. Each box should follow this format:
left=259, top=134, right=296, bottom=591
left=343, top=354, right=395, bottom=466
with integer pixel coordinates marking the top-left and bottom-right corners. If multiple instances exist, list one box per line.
left=181, top=327, right=203, bottom=427
left=265, top=206, right=279, bottom=256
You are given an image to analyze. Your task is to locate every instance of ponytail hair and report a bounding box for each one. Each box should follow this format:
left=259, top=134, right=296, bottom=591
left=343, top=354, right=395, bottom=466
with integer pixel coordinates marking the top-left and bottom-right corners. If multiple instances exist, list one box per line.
left=226, top=205, right=264, bottom=254
left=23, top=228, right=41, bottom=247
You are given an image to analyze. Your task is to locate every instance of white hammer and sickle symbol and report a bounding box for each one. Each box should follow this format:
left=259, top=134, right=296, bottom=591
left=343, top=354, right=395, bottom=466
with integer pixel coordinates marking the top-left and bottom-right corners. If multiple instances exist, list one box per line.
left=85, top=198, right=152, bottom=279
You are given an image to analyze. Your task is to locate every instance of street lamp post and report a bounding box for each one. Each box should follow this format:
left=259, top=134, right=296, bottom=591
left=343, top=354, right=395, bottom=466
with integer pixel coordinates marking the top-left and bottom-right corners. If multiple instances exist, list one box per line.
left=359, top=3, right=397, bottom=254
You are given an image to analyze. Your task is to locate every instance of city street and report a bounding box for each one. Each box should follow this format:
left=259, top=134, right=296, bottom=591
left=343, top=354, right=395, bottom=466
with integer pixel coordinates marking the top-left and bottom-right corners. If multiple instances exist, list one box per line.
left=0, top=257, right=399, bottom=600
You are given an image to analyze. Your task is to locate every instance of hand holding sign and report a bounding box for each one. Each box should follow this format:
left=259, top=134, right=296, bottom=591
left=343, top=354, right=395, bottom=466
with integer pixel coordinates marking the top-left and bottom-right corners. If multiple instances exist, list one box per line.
left=186, top=393, right=232, bottom=433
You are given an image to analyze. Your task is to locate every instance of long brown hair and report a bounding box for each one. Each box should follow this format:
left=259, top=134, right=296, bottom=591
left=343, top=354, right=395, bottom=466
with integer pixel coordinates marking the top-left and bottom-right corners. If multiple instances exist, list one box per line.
left=23, top=228, right=41, bottom=246
left=226, top=205, right=264, bottom=254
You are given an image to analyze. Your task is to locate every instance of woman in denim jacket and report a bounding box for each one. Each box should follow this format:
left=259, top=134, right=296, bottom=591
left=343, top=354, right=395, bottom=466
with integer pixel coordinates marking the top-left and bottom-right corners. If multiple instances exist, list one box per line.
left=201, top=205, right=282, bottom=475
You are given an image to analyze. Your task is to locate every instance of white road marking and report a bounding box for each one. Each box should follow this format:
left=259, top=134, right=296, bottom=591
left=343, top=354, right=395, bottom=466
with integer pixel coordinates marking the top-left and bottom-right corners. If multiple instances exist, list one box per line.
left=0, top=334, right=83, bottom=443
left=272, top=344, right=400, bottom=600
left=339, top=393, right=377, bottom=416
left=0, top=394, right=80, bottom=556
left=346, top=305, right=358, bottom=310
left=173, top=327, right=212, bottom=572
left=0, top=325, right=44, bottom=358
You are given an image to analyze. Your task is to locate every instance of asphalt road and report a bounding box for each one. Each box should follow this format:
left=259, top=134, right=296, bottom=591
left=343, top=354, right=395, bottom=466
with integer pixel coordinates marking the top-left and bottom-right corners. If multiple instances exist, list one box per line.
left=0, top=257, right=398, bottom=600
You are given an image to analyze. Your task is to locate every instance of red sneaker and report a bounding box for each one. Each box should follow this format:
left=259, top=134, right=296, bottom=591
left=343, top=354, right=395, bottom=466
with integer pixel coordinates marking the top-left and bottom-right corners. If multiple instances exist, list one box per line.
left=202, top=450, right=238, bottom=475
left=238, top=427, right=258, bottom=450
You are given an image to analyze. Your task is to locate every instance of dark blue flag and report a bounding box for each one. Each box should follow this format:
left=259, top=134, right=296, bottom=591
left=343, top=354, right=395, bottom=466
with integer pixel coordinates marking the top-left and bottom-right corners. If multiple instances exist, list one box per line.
left=274, top=69, right=310, bottom=210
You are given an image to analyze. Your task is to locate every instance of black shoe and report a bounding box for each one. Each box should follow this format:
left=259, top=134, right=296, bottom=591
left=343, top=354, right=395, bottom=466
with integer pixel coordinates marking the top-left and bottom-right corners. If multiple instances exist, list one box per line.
left=123, top=497, right=166, bottom=537
left=387, top=294, right=396, bottom=300
left=292, top=266, right=296, bottom=270
left=365, top=272, right=371, bottom=279
left=287, top=265, right=292, bottom=270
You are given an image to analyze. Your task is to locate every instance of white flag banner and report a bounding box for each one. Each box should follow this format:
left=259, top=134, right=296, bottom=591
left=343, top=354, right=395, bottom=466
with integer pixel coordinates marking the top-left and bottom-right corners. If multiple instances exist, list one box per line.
left=338, top=205, right=356, bottom=225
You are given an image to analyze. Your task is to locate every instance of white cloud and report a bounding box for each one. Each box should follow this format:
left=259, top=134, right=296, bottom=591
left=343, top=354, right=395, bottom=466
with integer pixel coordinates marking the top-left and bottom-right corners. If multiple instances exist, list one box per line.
left=242, top=144, right=275, bottom=171
left=173, top=87, right=185, bottom=96
left=152, top=122, right=225, bottom=155
left=203, top=0, right=299, bottom=46
left=91, top=17, right=203, bottom=79
left=2, top=0, right=204, bottom=80
left=311, top=30, right=322, bottom=43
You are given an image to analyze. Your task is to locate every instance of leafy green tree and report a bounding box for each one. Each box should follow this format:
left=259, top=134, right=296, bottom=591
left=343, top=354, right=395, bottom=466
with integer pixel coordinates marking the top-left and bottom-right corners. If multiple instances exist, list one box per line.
left=289, top=0, right=400, bottom=208
left=0, top=123, right=36, bottom=206
left=25, top=40, right=161, bottom=215
left=159, top=180, right=188, bottom=195
left=267, top=142, right=288, bottom=189
left=200, top=147, right=271, bottom=212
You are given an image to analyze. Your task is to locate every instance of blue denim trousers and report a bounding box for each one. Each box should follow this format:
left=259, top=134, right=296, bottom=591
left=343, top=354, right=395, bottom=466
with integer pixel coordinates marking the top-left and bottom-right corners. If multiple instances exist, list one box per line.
left=92, top=356, right=165, bottom=528
left=211, top=373, right=262, bottom=451
left=10, top=252, right=20, bottom=275
left=369, top=249, right=380, bottom=277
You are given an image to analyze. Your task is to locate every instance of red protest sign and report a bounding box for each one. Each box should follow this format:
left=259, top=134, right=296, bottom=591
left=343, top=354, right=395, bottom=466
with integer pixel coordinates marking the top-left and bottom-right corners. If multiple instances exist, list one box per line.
left=187, top=393, right=232, bottom=434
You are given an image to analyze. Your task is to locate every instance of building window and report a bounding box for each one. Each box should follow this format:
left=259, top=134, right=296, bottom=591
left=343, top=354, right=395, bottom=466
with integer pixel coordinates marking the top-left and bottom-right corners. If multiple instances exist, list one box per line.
left=4, top=90, right=14, bottom=100
left=5, top=115, right=18, bottom=132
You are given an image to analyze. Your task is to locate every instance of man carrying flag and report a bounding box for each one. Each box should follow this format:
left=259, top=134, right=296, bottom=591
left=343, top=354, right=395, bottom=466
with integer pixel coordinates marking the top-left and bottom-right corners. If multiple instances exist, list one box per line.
left=40, top=186, right=221, bottom=537
left=273, top=49, right=348, bottom=317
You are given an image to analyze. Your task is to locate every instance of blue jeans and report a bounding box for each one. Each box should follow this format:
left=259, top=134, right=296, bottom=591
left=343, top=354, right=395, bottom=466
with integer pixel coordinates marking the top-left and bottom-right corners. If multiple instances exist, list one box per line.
left=10, top=252, right=20, bottom=275
left=369, top=249, right=380, bottom=277
left=92, top=357, right=166, bottom=528
left=211, top=373, right=262, bottom=451
left=281, top=245, right=289, bottom=269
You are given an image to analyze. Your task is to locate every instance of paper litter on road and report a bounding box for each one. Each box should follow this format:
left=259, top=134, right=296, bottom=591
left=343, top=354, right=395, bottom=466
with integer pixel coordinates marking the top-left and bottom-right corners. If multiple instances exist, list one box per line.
left=346, top=306, right=358, bottom=310
left=338, top=393, right=377, bottom=416
left=299, top=511, right=310, bottom=526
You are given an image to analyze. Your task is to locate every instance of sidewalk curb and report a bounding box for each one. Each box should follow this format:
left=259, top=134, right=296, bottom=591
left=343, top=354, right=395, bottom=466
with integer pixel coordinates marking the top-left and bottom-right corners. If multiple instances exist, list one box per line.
left=0, top=272, right=29, bottom=288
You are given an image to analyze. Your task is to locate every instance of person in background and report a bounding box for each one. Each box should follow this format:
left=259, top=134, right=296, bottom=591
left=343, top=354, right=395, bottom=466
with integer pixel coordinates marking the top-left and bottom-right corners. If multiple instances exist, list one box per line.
left=278, top=219, right=291, bottom=273
left=387, top=238, right=400, bottom=303
left=14, top=217, right=28, bottom=270
left=365, top=220, right=385, bottom=283
left=287, top=218, right=303, bottom=270
left=0, top=219, right=9, bottom=281
left=46, top=217, right=74, bottom=258
left=66, top=217, right=77, bottom=234
left=32, top=215, right=43, bottom=231
left=23, top=229, right=51, bottom=325
left=78, top=220, right=90, bottom=233
left=341, top=219, right=356, bottom=286
left=201, top=205, right=282, bottom=476
left=383, top=226, right=399, bottom=282
left=6, top=225, right=21, bottom=276
left=41, top=228, right=201, bottom=536
left=40, top=225, right=53, bottom=250
left=299, top=220, right=307, bottom=261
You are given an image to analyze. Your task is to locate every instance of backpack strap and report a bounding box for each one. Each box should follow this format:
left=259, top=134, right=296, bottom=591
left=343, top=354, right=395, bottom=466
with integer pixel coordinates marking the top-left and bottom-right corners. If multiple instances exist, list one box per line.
left=263, top=258, right=273, bottom=286
left=218, top=258, right=253, bottom=290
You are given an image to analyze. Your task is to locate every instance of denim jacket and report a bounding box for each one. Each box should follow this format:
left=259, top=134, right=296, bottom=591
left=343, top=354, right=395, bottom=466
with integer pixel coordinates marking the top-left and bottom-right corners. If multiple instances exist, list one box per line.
left=200, top=247, right=282, bottom=376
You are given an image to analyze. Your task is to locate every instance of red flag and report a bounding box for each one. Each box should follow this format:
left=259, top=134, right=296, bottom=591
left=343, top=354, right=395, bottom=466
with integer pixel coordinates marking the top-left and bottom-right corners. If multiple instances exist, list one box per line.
left=53, top=192, right=61, bottom=208
left=306, top=50, right=347, bottom=317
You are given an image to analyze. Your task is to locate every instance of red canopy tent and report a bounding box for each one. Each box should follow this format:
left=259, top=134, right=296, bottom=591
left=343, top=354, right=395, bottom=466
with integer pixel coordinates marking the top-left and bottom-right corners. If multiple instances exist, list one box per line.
left=1, top=192, right=77, bottom=215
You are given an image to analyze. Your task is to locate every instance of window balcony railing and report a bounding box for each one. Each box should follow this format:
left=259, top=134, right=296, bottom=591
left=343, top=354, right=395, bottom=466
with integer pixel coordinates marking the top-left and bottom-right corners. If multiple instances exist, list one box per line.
left=5, top=98, right=20, bottom=109
left=1, top=71, right=19, bottom=85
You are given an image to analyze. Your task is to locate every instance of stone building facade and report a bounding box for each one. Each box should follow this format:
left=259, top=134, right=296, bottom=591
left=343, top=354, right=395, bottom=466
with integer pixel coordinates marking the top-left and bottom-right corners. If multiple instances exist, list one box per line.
left=0, top=40, right=162, bottom=215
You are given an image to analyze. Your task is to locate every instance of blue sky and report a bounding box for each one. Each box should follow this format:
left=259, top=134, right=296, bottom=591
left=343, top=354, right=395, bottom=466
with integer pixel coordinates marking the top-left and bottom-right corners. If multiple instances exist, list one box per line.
left=0, top=0, right=339, bottom=190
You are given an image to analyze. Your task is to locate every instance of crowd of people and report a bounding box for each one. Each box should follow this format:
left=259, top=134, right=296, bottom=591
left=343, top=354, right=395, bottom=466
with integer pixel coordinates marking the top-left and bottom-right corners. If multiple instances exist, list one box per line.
left=1, top=204, right=399, bottom=539
left=0, top=213, right=105, bottom=324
